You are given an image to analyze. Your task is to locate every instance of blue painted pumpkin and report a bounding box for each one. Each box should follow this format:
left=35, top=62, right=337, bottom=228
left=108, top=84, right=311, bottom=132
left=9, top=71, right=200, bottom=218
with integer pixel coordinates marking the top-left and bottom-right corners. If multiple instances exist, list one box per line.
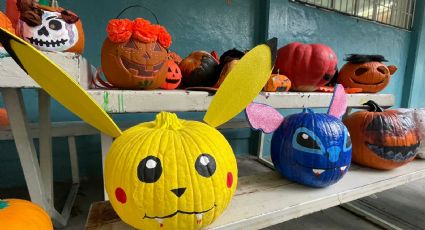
left=271, top=109, right=352, bottom=187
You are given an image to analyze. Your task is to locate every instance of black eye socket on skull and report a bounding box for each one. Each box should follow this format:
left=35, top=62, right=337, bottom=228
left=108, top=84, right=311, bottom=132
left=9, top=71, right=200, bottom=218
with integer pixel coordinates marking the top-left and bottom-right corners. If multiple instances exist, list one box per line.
left=49, top=20, right=62, bottom=31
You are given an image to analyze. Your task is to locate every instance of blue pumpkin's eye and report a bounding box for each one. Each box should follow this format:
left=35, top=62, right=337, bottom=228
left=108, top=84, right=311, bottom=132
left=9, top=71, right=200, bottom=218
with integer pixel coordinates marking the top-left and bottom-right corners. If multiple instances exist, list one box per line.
left=297, top=132, right=321, bottom=150
left=344, top=131, right=352, bottom=151
left=292, top=127, right=325, bottom=154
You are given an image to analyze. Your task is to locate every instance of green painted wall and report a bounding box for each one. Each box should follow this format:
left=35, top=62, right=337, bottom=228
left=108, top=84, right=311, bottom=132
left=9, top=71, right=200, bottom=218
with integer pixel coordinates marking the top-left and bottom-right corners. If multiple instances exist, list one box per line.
left=0, top=0, right=422, bottom=187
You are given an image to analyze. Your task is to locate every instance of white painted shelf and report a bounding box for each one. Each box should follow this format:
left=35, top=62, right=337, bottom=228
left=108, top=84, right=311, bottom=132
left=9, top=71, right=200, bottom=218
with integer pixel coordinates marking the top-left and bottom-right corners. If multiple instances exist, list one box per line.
left=87, top=90, right=395, bottom=113
left=209, top=160, right=425, bottom=230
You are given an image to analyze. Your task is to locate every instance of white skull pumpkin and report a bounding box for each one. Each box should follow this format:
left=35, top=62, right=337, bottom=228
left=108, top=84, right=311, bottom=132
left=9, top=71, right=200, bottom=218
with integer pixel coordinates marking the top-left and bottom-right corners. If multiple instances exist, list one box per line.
left=17, top=10, right=84, bottom=53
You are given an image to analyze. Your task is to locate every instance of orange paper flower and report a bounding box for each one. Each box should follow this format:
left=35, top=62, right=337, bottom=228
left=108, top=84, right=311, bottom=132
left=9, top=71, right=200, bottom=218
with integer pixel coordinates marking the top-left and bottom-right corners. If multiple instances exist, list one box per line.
left=107, top=19, right=133, bottom=43
left=157, top=26, right=172, bottom=48
left=133, top=18, right=158, bottom=43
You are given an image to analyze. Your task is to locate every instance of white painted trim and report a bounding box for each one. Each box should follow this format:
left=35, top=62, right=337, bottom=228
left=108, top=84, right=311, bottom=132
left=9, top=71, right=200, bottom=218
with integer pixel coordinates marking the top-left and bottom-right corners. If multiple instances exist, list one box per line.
left=39, top=90, right=53, bottom=206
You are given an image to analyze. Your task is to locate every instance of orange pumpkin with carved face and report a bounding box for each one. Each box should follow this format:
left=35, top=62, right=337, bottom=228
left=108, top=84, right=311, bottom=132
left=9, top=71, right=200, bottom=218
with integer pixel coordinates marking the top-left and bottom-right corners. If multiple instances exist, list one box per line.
left=101, top=18, right=171, bottom=89
left=161, top=60, right=182, bottom=90
left=263, top=73, right=291, bottom=92
left=338, top=54, right=397, bottom=93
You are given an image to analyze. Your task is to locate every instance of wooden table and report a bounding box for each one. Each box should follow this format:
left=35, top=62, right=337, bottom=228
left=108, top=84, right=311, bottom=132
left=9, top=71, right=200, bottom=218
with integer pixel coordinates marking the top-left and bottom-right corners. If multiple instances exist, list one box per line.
left=0, top=50, right=91, bottom=227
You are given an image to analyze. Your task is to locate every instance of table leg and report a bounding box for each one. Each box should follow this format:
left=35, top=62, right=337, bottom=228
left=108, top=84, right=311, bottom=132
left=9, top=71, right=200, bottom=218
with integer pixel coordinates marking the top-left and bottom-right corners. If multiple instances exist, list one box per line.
left=1, top=88, right=48, bottom=209
left=39, top=90, right=53, bottom=206
left=101, top=133, right=113, bottom=200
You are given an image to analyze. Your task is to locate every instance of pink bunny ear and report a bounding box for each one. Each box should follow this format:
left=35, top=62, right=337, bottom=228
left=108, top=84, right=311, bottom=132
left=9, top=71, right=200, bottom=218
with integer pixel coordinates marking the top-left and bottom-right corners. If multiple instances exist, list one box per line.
left=245, top=103, right=284, bottom=133
left=327, top=84, right=347, bottom=119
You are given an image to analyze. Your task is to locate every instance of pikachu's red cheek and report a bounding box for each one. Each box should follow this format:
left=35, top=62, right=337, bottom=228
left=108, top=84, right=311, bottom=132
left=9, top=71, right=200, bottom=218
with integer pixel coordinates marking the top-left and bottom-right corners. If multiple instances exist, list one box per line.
left=227, top=172, right=233, bottom=188
left=115, top=187, right=127, bottom=204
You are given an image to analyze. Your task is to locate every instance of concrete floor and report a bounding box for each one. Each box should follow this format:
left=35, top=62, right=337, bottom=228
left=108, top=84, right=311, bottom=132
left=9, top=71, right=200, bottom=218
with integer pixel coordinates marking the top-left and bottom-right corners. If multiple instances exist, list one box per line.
left=2, top=158, right=425, bottom=230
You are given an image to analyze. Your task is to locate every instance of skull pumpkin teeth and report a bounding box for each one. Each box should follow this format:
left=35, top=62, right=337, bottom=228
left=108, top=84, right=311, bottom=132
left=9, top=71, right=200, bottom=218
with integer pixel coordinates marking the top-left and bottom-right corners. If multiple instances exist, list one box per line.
left=26, top=37, right=68, bottom=48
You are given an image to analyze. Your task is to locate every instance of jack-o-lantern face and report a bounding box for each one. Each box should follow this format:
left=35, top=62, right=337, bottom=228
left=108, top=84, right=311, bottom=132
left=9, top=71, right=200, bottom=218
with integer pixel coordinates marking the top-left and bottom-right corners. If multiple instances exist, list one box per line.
left=161, top=60, right=182, bottom=90
left=338, top=54, right=397, bottom=93
left=344, top=100, right=420, bottom=170
left=105, top=112, right=237, bottom=229
left=263, top=73, right=291, bottom=92
left=101, top=18, right=172, bottom=90
left=102, top=38, right=168, bottom=89
left=17, top=10, right=84, bottom=53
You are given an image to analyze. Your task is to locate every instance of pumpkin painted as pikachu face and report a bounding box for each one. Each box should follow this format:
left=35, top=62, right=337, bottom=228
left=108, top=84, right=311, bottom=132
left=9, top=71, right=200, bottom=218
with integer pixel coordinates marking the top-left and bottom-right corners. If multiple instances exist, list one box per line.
left=105, top=112, right=237, bottom=230
left=102, top=38, right=168, bottom=89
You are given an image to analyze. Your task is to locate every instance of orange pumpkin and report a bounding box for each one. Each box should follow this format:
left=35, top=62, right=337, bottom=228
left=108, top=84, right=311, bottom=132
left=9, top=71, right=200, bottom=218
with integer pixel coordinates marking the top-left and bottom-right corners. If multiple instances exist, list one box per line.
left=15, top=0, right=84, bottom=53
left=338, top=54, right=397, bottom=93
left=263, top=73, right=291, bottom=92
left=0, top=108, right=9, bottom=126
left=0, top=11, right=15, bottom=34
left=101, top=18, right=171, bottom=89
left=0, top=199, right=53, bottom=229
left=160, top=60, right=182, bottom=90
left=344, top=100, right=420, bottom=170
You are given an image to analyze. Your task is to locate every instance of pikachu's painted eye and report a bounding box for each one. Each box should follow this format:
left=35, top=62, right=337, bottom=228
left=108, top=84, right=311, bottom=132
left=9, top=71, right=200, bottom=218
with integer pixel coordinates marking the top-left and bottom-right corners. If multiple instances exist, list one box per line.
left=137, top=156, right=162, bottom=183
left=195, top=154, right=216, bottom=177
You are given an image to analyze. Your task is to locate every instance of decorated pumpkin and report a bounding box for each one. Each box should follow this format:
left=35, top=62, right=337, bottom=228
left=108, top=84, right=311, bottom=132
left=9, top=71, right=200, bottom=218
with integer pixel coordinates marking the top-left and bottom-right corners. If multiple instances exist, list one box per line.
left=0, top=108, right=9, bottom=126
left=15, top=0, right=85, bottom=53
left=105, top=112, right=237, bottom=229
left=179, top=51, right=219, bottom=88
left=338, top=54, right=397, bottom=93
left=101, top=18, right=171, bottom=90
left=274, top=42, right=338, bottom=92
left=214, top=59, right=238, bottom=88
left=0, top=199, right=53, bottom=229
left=413, top=109, right=425, bottom=159
left=6, top=0, right=19, bottom=29
left=247, top=85, right=351, bottom=187
left=344, top=101, right=420, bottom=170
left=263, top=72, right=291, bottom=92
left=0, top=27, right=277, bottom=229
left=0, top=11, right=15, bottom=34
left=160, top=60, right=182, bottom=90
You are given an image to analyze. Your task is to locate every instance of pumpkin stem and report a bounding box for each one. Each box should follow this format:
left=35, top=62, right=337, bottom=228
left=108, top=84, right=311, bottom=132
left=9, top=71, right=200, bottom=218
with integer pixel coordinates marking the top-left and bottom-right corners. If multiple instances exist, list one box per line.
left=154, top=112, right=183, bottom=130
left=363, top=100, right=384, bottom=112
left=0, top=200, right=8, bottom=209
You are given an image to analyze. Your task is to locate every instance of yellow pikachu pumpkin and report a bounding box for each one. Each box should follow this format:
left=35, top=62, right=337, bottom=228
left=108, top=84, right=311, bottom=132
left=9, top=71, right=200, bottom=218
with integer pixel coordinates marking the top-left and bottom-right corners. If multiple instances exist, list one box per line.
left=105, top=112, right=237, bottom=229
left=0, top=27, right=275, bottom=229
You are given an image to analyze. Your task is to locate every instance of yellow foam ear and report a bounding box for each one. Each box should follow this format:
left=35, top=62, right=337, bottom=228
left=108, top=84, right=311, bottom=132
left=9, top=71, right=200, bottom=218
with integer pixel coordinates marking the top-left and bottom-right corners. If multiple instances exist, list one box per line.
left=0, top=28, right=122, bottom=137
left=204, top=42, right=273, bottom=128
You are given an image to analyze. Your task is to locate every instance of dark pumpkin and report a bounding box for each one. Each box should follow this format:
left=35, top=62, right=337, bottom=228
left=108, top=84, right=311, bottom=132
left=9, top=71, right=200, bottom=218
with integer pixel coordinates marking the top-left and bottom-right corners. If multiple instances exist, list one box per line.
left=274, top=42, right=338, bottom=92
left=344, top=100, right=420, bottom=170
left=179, top=51, right=219, bottom=88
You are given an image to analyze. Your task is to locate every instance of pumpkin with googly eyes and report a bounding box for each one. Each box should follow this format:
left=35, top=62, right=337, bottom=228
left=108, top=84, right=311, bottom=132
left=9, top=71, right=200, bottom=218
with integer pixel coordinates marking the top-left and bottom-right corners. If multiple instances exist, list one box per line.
left=101, top=18, right=171, bottom=89
left=104, top=112, right=237, bottom=230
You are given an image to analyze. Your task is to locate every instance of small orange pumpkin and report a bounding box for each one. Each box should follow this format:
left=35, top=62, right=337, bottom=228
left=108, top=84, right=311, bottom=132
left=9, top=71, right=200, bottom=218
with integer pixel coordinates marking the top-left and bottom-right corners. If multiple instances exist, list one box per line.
left=338, top=54, right=397, bottom=93
left=0, top=108, right=9, bottom=126
left=263, top=73, right=291, bottom=92
left=160, top=60, right=182, bottom=90
left=0, top=199, right=53, bottom=229
left=344, top=100, right=420, bottom=170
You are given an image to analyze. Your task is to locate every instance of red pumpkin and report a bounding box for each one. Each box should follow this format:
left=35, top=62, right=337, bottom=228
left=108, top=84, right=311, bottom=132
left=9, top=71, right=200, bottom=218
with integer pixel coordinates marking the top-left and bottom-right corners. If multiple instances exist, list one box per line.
left=263, top=73, right=291, bottom=92
left=274, top=42, right=338, bottom=92
left=337, top=54, right=397, bottom=93
left=344, top=100, right=420, bottom=170
left=160, top=60, right=182, bottom=90
left=179, top=51, right=219, bottom=88
left=101, top=18, right=171, bottom=89
left=0, top=108, right=9, bottom=126
left=6, top=0, right=19, bottom=29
